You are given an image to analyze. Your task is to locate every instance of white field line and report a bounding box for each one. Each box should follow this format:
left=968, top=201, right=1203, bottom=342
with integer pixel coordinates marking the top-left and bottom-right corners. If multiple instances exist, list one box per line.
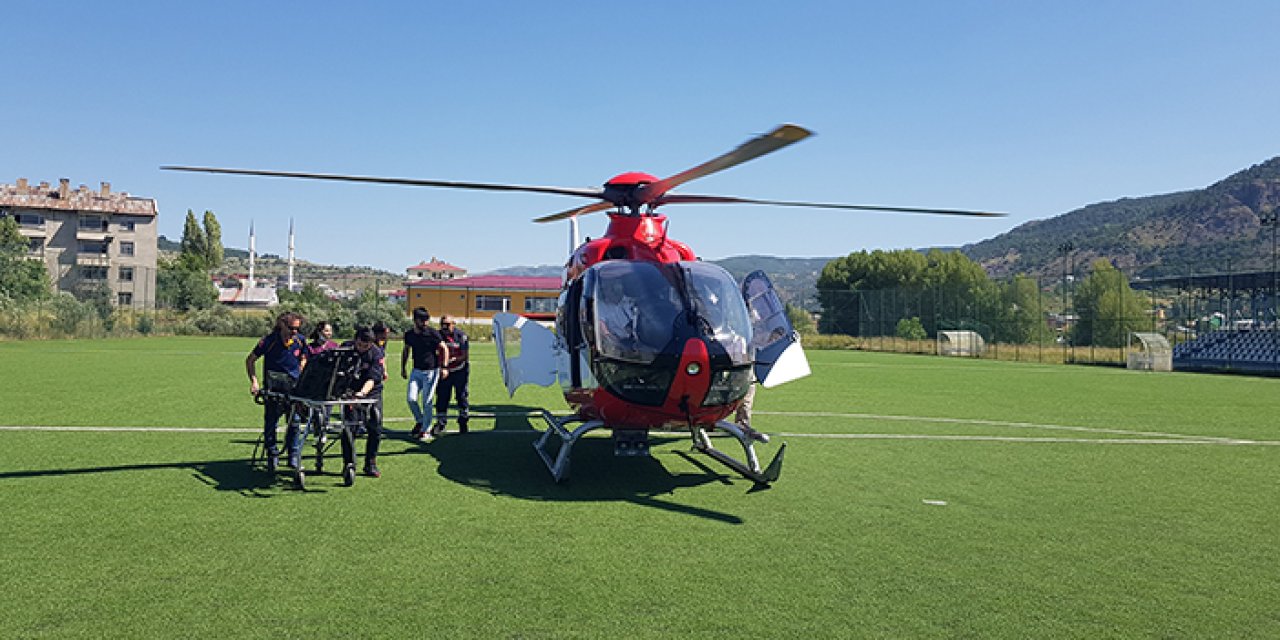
left=755, top=410, right=1240, bottom=443
left=772, top=433, right=1280, bottom=446
left=1, top=425, right=1277, bottom=447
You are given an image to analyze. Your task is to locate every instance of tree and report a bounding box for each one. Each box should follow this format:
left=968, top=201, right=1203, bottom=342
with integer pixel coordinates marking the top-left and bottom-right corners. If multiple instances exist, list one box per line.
left=202, top=210, right=223, bottom=268
left=986, top=275, right=1043, bottom=344
left=1069, top=259, right=1146, bottom=347
left=180, top=210, right=208, bottom=269
left=817, top=248, right=994, bottom=337
left=0, top=216, right=50, bottom=301
left=785, top=302, right=817, bottom=335
left=156, top=256, right=217, bottom=311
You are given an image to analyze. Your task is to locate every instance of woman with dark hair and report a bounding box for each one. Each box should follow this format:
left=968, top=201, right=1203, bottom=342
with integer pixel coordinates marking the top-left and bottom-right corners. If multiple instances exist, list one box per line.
left=307, top=320, right=338, bottom=356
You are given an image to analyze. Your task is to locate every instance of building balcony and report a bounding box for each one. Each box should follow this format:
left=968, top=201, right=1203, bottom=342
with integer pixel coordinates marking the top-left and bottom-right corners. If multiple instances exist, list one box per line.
left=76, top=229, right=112, bottom=241
left=76, top=254, right=111, bottom=266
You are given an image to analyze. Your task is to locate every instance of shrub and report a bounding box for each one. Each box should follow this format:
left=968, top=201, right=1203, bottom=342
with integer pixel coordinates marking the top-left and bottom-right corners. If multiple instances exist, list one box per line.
left=896, top=317, right=927, bottom=341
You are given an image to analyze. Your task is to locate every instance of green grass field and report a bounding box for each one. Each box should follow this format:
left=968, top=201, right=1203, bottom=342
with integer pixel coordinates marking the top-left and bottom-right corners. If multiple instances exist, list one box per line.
left=1, top=337, right=1278, bottom=638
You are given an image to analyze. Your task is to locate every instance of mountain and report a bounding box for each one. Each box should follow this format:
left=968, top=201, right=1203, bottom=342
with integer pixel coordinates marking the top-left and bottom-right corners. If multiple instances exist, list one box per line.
left=159, top=235, right=250, bottom=259
left=482, top=264, right=563, bottom=278
left=710, top=256, right=832, bottom=309
left=962, top=157, right=1280, bottom=279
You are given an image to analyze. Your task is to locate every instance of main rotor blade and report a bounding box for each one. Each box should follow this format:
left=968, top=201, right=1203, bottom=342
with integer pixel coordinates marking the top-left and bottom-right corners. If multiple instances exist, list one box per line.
left=533, top=200, right=615, bottom=223
left=161, top=166, right=606, bottom=200
left=635, top=124, right=811, bottom=203
left=654, top=194, right=1006, bottom=217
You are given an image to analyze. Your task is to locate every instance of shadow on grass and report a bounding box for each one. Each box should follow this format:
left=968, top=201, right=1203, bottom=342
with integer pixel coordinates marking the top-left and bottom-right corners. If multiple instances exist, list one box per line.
left=0, top=454, right=295, bottom=498
left=417, top=403, right=747, bottom=524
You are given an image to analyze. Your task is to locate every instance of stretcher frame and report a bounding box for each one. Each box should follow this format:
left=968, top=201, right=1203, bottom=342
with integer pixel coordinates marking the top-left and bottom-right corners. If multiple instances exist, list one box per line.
left=253, top=390, right=378, bottom=488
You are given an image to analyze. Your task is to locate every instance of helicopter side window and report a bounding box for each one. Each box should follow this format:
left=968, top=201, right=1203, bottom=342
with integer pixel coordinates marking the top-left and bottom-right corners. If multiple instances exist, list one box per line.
left=579, top=269, right=597, bottom=352
left=559, top=278, right=586, bottom=387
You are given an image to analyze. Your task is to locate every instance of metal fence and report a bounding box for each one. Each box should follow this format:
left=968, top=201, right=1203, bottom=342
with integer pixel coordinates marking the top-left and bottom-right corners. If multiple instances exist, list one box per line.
left=815, top=268, right=1280, bottom=372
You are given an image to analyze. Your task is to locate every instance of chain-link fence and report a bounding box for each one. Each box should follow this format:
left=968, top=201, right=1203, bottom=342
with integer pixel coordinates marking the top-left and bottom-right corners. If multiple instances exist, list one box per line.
left=815, top=268, right=1280, bottom=372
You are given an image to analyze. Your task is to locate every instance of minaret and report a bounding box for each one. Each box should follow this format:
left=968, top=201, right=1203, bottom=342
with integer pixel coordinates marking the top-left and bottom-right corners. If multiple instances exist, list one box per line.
left=248, top=221, right=256, bottom=291
left=287, top=217, right=296, bottom=291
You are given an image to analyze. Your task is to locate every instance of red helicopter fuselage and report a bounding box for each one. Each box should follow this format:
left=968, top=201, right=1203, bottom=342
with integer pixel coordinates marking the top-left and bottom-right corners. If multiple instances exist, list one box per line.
left=554, top=174, right=752, bottom=431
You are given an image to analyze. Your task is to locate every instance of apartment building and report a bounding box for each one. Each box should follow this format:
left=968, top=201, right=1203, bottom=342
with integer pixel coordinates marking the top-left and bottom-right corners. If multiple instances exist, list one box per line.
left=0, top=178, right=159, bottom=308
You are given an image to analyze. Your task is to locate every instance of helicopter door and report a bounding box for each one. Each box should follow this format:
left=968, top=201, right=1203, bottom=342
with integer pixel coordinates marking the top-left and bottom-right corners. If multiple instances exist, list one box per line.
left=742, top=270, right=811, bottom=388
left=492, top=313, right=561, bottom=397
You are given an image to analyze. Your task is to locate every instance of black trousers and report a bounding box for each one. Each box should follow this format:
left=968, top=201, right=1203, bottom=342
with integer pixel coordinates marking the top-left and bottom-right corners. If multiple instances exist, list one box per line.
left=340, top=396, right=382, bottom=466
left=434, top=367, right=470, bottom=425
left=263, top=397, right=288, bottom=457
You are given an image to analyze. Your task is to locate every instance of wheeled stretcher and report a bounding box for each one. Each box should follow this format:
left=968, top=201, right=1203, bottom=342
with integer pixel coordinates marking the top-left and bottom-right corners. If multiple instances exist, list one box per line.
left=250, top=347, right=375, bottom=488
left=284, top=394, right=379, bottom=489
left=252, top=390, right=378, bottom=488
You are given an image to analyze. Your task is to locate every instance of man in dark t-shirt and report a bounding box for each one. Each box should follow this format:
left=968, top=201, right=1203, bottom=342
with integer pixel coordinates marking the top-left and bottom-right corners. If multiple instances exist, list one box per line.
left=246, top=312, right=307, bottom=473
left=341, top=327, right=387, bottom=477
left=401, top=307, right=448, bottom=440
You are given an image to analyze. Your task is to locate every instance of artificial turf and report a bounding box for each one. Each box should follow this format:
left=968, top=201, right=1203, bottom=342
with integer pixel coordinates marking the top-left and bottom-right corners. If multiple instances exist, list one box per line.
left=0, top=337, right=1277, bottom=638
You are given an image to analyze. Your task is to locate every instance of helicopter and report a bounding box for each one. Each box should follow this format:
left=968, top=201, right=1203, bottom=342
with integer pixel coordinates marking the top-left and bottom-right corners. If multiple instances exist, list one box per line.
left=164, top=124, right=1000, bottom=485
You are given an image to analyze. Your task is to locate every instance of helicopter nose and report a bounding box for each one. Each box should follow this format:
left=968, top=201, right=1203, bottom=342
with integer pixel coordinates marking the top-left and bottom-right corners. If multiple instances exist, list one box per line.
left=668, top=338, right=711, bottom=410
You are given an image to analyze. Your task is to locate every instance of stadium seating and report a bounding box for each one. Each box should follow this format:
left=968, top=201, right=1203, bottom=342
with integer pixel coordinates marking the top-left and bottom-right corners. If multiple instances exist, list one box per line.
left=1172, top=329, right=1280, bottom=372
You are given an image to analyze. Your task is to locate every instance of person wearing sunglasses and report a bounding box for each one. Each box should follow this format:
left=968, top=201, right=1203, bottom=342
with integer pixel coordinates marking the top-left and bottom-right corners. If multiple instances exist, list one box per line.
left=245, top=311, right=308, bottom=473
left=432, top=316, right=470, bottom=435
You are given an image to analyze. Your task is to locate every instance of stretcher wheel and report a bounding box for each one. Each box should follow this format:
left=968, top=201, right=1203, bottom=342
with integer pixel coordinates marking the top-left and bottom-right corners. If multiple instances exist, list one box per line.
left=294, top=469, right=306, bottom=490
left=343, top=464, right=355, bottom=487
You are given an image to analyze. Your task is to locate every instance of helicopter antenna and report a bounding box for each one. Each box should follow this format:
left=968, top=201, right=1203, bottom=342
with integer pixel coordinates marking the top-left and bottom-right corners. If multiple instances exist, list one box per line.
left=569, top=215, right=580, bottom=254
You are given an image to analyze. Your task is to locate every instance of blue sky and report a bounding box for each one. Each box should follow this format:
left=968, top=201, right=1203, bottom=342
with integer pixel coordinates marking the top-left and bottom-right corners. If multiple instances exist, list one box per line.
left=7, top=2, right=1279, bottom=273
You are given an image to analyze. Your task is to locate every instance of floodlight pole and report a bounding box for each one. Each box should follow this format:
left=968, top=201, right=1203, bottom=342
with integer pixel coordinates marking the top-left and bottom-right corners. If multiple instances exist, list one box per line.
left=1058, top=241, right=1074, bottom=362
left=1263, top=207, right=1279, bottom=372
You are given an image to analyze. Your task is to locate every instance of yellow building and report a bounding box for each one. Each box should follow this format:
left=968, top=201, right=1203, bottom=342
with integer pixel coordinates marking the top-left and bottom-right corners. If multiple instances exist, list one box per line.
left=406, top=274, right=561, bottom=323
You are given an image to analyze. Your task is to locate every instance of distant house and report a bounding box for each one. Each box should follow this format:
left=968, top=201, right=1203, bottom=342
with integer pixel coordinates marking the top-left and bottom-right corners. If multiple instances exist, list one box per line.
left=0, top=177, right=158, bottom=309
left=406, top=274, right=561, bottom=322
left=218, top=284, right=278, bottom=307
left=406, top=257, right=465, bottom=281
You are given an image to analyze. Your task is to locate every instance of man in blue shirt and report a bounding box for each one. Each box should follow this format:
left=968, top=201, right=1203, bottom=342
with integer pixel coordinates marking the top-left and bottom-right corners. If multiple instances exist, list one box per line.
left=246, top=312, right=307, bottom=473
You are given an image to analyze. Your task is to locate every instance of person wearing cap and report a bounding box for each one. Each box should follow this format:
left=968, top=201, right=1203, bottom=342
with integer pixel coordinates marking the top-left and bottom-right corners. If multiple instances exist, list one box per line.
left=432, top=315, right=471, bottom=435
left=341, top=327, right=387, bottom=477
left=246, top=311, right=307, bottom=473
left=401, top=307, right=448, bottom=440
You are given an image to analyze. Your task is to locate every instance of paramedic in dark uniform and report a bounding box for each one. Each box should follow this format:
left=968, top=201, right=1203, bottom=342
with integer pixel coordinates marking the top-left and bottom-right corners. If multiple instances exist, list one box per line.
left=245, top=312, right=307, bottom=473
left=433, top=315, right=470, bottom=434
left=343, top=327, right=386, bottom=478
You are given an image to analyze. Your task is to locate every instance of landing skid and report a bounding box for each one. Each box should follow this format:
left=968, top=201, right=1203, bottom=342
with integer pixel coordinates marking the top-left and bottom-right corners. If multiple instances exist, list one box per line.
left=692, top=420, right=785, bottom=486
left=533, top=411, right=783, bottom=485
left=533, top=410, right=605, bottom=483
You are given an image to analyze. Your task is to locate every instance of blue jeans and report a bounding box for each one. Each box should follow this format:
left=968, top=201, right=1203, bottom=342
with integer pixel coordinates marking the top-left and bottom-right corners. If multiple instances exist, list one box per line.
left=407, top=368, right=440, bottom=427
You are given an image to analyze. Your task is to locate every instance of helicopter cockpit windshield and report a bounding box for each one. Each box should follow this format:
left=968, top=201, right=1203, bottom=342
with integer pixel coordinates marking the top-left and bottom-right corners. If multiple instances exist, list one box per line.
left=591, top=261, right=680, bottom=364
left=589, top=260, right=754, bottom=367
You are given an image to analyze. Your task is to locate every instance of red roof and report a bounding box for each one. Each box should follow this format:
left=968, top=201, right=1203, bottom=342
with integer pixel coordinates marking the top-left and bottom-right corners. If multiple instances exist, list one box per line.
left=407, top=275, right=561, bottom=291
left=406, top=259, right=464, bottom=272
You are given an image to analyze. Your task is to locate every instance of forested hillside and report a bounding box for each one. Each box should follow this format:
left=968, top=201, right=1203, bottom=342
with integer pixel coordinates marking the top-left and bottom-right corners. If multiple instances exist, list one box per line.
left=963, top=156, right=1280, bottom=278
